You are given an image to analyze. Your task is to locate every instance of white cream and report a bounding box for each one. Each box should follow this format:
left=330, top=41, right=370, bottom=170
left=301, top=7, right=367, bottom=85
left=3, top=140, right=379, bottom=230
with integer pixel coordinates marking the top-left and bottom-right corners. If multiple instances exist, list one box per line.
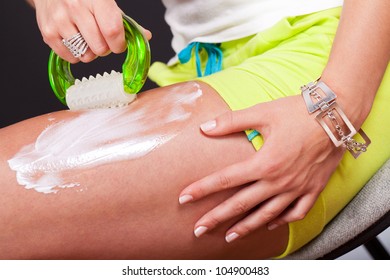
left=8, top=82, right=202, bottom=194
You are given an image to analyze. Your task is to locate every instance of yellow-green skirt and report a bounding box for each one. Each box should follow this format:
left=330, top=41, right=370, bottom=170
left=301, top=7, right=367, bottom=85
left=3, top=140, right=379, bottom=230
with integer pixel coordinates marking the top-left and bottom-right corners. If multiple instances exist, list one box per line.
left=148, top=7, right=390, bottom=257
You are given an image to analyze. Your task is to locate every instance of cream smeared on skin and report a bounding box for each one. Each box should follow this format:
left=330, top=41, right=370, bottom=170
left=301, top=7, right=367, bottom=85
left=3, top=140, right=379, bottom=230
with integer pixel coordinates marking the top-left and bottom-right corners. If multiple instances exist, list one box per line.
left=8, top=82, right=202, bottom=194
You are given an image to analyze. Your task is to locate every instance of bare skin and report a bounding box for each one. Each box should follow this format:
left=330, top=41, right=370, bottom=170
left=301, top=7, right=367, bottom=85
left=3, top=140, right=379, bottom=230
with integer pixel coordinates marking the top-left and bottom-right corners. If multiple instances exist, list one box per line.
left=0, top=82, right=288, bottom=260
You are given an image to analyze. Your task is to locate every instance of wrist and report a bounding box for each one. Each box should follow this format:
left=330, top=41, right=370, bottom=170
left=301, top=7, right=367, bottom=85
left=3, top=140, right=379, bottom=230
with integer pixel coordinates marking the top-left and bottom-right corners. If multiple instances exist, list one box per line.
left=319, top=73, right=374, bottom=130
left=300, top=78, right=371, bottom=158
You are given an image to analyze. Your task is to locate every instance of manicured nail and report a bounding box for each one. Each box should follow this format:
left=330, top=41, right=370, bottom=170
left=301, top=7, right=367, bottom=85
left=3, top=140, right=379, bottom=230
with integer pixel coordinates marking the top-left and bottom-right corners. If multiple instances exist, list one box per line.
left=179, top=194, right=193, bottom=204
left=267, top=223, right=279, bottom=231
left=225, top=232, right=240, bottom=243
left=194, top=226, right=208, bottom=238
left=200, top=120, right=216, bottom=132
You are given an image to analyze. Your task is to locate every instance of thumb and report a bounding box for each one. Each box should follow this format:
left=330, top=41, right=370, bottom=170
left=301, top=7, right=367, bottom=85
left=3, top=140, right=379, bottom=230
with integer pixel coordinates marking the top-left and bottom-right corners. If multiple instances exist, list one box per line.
left=140, top=27, right=152, bottom=40
left=200, top=106, right=264, bottom=136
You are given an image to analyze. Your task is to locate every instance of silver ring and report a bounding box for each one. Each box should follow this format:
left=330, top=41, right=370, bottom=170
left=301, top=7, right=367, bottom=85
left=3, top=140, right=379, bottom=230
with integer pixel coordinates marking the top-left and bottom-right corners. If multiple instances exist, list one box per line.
left=62, top=32, right=89, bottom=58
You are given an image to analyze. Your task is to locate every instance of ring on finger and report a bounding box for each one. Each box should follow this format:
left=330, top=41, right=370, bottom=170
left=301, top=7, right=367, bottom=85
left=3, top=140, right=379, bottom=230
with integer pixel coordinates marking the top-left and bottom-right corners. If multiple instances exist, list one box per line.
left=62, top=32, right=89, bottom=58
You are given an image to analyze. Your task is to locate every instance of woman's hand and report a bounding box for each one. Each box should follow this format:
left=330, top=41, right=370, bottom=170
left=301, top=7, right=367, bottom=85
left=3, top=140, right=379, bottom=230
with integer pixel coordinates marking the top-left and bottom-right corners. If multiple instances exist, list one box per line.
left=30, top=0, right=151, bottom=63
left=179, top=95, right=344, bottom=243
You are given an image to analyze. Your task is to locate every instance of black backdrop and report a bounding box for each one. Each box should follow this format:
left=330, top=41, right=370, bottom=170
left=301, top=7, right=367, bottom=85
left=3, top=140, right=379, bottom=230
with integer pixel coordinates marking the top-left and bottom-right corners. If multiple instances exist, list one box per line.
left=1, top=1, right=174, bottom=128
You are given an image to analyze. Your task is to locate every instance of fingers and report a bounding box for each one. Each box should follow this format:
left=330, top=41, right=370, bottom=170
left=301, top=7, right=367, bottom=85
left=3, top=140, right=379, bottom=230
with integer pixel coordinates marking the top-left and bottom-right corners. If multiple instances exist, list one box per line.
left=225, top=192, right=295, bottom=242
left=200, top=104, right=267, bottom=136
left=179, top=157, right=261, bottom=204
left=180, top=143, right=319, bottom=242
left=179, top=139, right=276, bottom=204
left=93, top=1, right=126, bottom=54
left=72, top=9, right=109, bottom=60
left=267, top=193, right=317, bottom=230
left=192, top=181, right=280, bottom=239
left=141, top=28, right=153, bottom=41
left=193, top=190, right=316, bottom=243
left=36, top=0, right=128, bottom=63
left=37, top=6, right=81, bottom=63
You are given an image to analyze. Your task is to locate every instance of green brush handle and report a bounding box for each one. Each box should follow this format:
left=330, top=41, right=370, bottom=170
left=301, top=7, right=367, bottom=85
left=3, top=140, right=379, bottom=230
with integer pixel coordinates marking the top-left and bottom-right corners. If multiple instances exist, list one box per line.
left=48, top=14, right=151, bottom=106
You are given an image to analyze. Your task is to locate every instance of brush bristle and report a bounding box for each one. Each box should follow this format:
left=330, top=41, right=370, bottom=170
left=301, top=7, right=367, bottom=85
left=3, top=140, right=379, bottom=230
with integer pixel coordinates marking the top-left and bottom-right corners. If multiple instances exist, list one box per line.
left=66, top=70, right=137, bottom=110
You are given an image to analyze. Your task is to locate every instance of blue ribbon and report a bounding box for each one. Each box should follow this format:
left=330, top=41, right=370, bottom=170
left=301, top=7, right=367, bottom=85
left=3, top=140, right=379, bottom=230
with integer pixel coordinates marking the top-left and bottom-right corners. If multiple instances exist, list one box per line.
left=178, top=42, right=223, bottom=77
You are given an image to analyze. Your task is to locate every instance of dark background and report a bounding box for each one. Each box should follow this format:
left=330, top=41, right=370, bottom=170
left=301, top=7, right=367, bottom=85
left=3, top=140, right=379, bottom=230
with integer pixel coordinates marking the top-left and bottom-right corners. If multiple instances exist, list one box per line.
left=1, top=0, right=174, bottom=128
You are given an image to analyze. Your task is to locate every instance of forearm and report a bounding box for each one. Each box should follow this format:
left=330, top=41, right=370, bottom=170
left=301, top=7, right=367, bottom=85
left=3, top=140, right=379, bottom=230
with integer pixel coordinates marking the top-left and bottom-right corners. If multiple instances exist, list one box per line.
left=321, top=0, right=390, bottom=128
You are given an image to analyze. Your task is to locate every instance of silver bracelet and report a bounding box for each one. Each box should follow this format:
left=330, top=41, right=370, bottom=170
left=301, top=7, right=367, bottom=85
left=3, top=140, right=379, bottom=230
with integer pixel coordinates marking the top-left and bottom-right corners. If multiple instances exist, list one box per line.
left=300, top=79, right=371, bottom=159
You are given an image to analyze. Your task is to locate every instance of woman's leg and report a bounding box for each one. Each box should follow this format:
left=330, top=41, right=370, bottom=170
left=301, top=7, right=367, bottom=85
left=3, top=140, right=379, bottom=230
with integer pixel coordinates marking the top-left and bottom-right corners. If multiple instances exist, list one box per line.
left=0, top=81, right=288, bottom=259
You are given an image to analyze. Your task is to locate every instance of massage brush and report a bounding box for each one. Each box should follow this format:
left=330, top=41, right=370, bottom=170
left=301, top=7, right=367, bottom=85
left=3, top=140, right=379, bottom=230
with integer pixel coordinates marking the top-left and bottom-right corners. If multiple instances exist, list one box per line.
left=48, top=13, right=150, bottom=110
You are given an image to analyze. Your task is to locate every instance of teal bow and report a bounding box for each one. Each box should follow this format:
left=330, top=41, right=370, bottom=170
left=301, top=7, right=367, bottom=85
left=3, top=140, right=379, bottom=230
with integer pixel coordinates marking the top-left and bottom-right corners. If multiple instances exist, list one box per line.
left=178, top=42, right=223, bottom=77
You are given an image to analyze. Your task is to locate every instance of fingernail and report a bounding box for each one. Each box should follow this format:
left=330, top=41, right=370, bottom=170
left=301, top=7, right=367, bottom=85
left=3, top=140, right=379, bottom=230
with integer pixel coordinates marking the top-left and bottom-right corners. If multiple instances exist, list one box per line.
left=194, top=226, right=208, bottom=238
left=179, top=194, right=193, bottom=204
left=225, top=232, right=240, bottom=243
left=267, top=223, right=279, bottom=231
left=200, top=120, right=216, bottom=132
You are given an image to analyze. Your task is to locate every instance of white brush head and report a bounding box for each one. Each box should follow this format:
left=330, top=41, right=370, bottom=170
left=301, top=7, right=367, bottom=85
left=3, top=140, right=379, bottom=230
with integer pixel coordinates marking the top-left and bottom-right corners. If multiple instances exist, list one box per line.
left=66, top=70, right=137, bottom=110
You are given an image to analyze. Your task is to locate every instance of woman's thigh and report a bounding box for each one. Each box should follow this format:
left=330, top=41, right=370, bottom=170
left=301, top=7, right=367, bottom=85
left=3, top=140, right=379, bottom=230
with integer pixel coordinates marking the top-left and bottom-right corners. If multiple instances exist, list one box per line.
left=0, top=81, right=288, bottom=259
